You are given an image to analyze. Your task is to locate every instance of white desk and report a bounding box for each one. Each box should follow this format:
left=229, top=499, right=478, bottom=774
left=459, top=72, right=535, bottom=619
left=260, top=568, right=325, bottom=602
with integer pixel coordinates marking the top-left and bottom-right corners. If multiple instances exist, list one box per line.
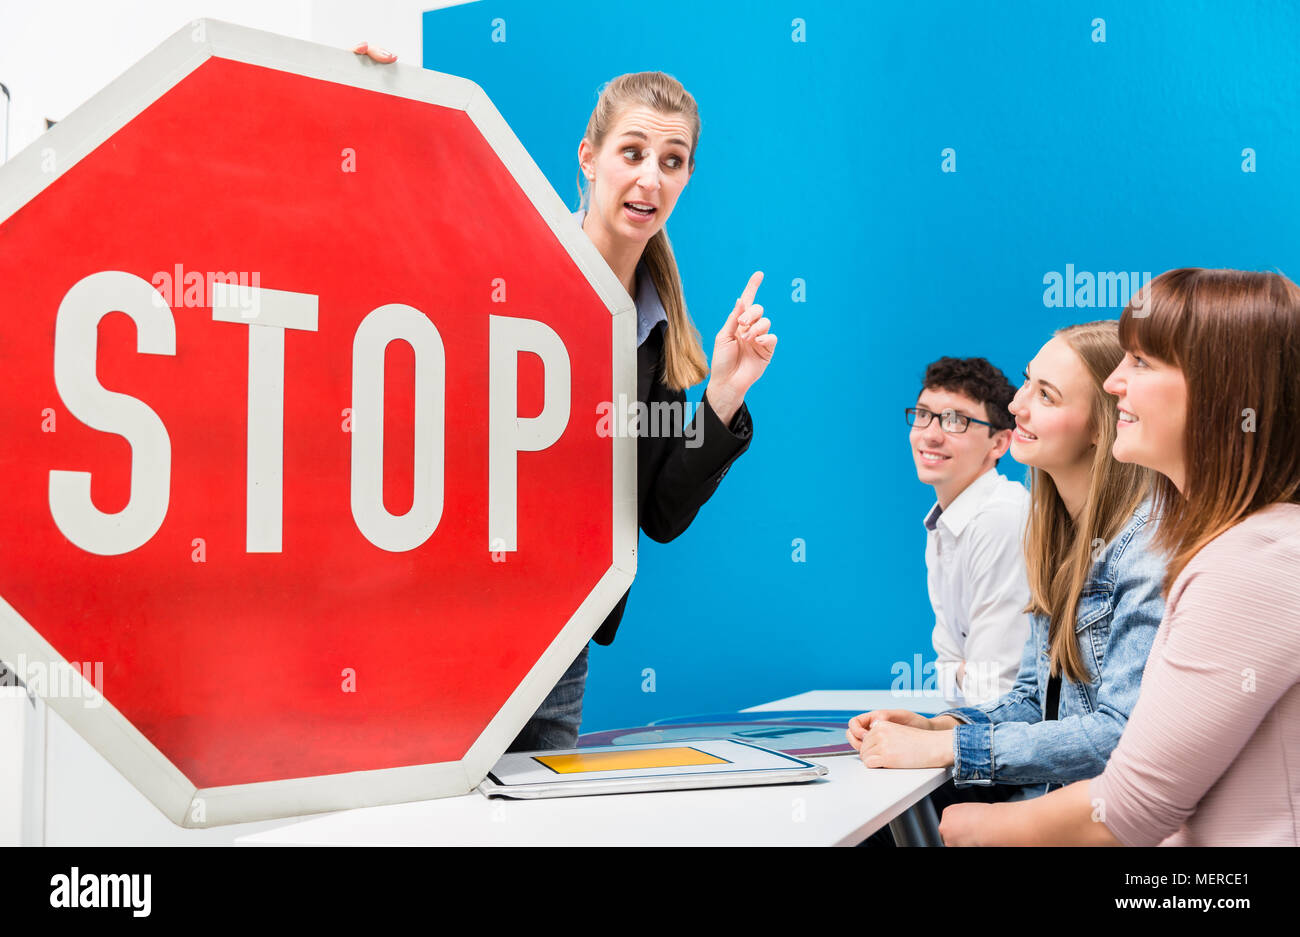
left=238, top=690, right=951, bottom=847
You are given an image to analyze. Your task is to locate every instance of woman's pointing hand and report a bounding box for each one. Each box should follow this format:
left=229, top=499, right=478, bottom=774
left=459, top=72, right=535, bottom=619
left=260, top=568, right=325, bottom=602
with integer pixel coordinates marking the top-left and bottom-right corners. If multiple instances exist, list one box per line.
left=705, top=271, right=777, bottom=424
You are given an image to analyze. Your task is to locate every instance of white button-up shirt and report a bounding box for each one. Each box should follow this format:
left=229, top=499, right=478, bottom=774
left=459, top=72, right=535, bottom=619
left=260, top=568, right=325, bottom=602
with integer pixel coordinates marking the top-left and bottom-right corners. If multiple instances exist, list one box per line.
left=924, top=467, right=1032, bottom=707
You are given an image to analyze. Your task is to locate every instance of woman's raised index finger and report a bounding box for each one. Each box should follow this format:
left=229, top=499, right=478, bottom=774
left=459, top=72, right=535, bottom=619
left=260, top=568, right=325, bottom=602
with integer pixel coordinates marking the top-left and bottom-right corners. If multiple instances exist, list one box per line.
left=739, top=270, right=764, bottom=307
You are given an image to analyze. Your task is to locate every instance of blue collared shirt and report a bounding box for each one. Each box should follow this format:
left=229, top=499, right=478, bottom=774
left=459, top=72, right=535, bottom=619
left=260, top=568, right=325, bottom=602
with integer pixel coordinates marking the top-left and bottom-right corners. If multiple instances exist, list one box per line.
left=573, top=208, right=668, bottom=347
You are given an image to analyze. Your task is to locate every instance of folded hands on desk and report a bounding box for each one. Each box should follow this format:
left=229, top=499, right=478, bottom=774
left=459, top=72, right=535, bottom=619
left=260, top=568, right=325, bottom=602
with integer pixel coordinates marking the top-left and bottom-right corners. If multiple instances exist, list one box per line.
left=845, top=709, right=961, bottom=770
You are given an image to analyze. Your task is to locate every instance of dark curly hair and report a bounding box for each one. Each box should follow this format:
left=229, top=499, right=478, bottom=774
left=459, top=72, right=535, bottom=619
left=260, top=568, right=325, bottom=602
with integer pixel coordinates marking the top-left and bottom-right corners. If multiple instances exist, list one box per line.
left=918, top=357, right=1017, bottom=434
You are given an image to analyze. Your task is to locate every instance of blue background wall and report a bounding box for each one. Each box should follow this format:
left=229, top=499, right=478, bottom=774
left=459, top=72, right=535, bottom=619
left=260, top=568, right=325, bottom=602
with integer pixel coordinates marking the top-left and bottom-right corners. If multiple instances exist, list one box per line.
left=423, top=0, right=1300, bottom=731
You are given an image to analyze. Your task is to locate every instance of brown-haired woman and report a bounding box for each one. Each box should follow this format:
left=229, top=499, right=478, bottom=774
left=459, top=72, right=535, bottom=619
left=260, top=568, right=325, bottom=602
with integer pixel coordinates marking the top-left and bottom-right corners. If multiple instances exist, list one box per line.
left=354, top=48, right=778, bottom=751
left=848, top=321, right=1165, bottom=816
left=941, top=269, right=1300, bottom=845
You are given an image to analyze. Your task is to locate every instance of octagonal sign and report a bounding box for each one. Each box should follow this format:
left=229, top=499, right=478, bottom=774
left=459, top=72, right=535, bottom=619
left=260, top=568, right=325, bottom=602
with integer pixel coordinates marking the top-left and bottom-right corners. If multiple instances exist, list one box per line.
left=0, top=19, right=636, bottom=827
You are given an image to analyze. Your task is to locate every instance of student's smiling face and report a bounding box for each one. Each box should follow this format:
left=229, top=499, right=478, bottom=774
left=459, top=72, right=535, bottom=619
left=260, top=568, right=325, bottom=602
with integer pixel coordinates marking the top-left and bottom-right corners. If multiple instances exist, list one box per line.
left=910, top=387, right=1006, bottom=502
left=1103, top=349, right=1188, bottom=490
left=1008, top=336, right=1099, bottom=471
left=578, top=105, right=694, bottom=246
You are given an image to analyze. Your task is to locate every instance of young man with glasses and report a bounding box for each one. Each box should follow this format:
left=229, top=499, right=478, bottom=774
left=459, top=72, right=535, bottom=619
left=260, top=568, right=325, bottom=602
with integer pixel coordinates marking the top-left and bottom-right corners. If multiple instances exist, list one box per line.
left=855, top=358, right=1039, bottom=845
left=906, top=357, right=1030, bottom=707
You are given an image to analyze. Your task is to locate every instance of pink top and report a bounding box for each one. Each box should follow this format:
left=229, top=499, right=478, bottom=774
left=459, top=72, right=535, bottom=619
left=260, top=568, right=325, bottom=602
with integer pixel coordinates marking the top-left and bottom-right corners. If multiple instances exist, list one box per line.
left=1090, top=502, right=1300, bottom=846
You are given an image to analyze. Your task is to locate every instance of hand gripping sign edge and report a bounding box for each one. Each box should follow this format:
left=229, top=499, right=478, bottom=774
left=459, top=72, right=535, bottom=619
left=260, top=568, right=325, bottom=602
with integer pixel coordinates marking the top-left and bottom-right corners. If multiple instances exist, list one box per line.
left=0, top=18, right=637, bottom=827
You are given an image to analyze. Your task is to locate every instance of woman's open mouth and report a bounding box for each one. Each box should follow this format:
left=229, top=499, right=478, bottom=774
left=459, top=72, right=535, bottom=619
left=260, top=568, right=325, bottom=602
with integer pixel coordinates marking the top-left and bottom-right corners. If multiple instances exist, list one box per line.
left=623, top=201, right=657, bottom=222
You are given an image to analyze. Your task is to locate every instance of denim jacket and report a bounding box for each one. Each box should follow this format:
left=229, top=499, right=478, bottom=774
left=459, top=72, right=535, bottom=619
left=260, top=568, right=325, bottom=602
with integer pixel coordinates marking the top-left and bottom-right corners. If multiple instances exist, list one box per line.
left=938, top=497, right=1165, bottom=796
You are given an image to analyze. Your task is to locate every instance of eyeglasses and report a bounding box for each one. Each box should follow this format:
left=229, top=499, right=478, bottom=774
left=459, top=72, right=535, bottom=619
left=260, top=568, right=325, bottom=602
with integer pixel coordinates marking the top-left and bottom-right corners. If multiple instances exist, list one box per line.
left=904, top=407, right=996, bottom=434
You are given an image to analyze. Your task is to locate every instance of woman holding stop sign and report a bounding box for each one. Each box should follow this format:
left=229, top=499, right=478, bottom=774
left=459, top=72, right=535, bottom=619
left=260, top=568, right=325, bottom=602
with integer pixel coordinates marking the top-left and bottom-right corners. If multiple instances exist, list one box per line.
left=354, top=43, right=777, bottom=751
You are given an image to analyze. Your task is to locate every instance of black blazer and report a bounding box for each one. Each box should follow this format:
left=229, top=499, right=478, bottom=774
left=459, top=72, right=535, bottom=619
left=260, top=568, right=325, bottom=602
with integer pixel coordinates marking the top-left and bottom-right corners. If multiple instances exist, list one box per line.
left=592, top=319, right=753, bottom=645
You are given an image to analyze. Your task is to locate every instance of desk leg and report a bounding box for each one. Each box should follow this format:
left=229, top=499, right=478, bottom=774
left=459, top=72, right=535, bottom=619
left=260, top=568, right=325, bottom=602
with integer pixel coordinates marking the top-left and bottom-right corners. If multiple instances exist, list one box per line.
left=888, top=796, right=943, bottom=847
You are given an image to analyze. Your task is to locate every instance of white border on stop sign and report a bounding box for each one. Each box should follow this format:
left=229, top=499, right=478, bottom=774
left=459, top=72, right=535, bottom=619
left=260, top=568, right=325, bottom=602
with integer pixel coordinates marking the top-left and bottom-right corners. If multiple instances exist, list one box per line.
left=0, top=18, right=637, bottom=828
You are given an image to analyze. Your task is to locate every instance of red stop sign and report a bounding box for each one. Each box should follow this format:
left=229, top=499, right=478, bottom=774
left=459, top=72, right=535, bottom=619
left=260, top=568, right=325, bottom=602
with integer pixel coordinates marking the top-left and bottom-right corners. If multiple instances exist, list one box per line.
left=0, top=20, right=636, bottom=826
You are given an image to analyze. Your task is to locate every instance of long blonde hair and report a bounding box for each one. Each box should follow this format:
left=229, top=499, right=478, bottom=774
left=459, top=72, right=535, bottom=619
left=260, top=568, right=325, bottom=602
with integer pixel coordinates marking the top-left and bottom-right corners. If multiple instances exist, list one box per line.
left=577, top=72, right=709, bottom=391
left=1023, top=321, right=1153, bottom=683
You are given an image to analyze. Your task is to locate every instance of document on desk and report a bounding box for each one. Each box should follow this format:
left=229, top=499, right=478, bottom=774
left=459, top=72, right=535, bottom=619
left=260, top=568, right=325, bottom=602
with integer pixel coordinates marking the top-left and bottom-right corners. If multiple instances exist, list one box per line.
left=478, top=739, right=828, bottom=799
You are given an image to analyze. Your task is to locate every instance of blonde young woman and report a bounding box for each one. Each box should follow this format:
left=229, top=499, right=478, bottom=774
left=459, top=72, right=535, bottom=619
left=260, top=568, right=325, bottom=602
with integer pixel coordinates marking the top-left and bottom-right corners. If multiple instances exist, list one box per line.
left=848, top=322, right=1165, bottom=818
left=354, top=45, right=778, bottom=751
left=941, top=269, right=1300, bottom=846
